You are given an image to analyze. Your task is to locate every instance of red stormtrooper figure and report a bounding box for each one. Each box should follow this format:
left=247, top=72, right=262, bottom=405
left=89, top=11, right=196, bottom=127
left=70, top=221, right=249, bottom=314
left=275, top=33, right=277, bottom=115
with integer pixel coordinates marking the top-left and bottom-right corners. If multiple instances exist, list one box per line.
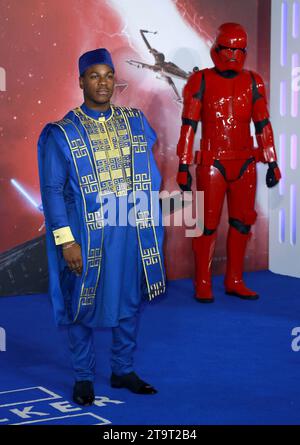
left=176, top=23, right=281, bottom=303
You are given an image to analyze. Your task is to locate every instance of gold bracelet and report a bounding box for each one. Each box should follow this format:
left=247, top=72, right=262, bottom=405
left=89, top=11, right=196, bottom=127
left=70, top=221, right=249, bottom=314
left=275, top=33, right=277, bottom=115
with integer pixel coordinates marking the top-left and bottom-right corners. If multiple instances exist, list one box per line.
left=62, top=241, right=77, bottom=250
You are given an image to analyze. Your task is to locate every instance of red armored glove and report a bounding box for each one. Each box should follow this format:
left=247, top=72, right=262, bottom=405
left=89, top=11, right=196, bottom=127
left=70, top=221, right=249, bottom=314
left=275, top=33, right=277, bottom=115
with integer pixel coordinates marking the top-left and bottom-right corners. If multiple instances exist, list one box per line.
left=176, top=163, right=192, bottom=192
left=266, top=161, right=281, bottom=188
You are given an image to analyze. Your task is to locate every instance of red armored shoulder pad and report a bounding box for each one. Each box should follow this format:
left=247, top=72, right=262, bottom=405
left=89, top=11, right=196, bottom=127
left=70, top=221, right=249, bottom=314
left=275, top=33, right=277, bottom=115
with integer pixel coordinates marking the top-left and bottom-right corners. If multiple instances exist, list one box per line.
left=250, top=70, right=267, bottom=100
left=250, top=70, right=270, bottom=121
left=183, top=70, right=205, bottom=101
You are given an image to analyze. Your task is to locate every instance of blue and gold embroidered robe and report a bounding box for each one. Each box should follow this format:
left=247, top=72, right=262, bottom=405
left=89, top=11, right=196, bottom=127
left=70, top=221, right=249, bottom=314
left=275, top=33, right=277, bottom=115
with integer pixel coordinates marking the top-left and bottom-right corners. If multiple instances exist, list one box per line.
left=38, top=104, right=165, bottom=327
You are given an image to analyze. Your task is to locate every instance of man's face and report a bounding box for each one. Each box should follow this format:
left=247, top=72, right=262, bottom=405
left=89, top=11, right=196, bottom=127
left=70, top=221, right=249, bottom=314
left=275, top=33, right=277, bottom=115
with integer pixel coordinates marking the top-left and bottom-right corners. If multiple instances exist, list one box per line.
left=79, top=64, right=115, bottom=107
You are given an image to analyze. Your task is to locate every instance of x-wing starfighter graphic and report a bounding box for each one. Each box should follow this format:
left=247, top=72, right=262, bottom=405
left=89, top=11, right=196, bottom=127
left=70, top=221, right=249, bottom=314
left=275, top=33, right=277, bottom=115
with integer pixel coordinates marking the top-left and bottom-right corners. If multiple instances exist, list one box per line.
left=127, top=30, right=191, bottom=102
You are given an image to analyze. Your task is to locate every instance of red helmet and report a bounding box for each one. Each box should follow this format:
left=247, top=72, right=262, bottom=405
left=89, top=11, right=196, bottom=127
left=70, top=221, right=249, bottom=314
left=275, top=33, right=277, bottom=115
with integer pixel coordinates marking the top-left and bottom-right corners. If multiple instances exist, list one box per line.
left=210, top=23, right=247, bottom=72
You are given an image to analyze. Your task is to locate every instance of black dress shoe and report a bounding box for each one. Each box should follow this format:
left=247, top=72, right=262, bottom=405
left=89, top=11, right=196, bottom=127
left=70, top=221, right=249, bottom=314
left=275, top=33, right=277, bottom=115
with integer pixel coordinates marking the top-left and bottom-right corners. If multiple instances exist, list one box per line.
left=110, top=372, right=157, bottom=394
left=73, top=380, right=95, bottom=406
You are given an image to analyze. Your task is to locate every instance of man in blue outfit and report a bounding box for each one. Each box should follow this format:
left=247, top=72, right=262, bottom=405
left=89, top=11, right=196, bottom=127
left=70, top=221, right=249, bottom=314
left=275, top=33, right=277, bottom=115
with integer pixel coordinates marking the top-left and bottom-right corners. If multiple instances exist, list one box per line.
left=38, top=48, right=166, bottom=406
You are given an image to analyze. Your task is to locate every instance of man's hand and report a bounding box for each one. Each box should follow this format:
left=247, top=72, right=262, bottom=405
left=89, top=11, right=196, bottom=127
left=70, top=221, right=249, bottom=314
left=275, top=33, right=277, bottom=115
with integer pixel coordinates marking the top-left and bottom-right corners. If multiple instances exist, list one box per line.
left=176, top=163, right=192, bottom=192
left=62, top=242, right=83, bottom=276
left=266, top=161, right=281, bottom=188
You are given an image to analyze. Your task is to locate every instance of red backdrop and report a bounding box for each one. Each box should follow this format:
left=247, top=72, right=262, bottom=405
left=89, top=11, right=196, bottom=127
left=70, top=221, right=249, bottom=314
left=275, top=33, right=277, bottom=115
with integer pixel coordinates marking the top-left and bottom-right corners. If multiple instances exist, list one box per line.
left=0, top=0, right=271, bottom=280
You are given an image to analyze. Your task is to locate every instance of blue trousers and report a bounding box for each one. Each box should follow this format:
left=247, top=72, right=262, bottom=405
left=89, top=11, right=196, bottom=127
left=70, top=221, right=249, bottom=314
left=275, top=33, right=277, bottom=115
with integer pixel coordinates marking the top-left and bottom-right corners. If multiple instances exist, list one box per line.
left=67, top=314, right=139, bottom=382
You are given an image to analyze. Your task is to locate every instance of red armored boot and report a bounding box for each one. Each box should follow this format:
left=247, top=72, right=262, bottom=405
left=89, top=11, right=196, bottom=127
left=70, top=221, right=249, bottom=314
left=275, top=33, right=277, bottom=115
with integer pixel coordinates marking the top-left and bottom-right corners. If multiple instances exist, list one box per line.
left=193, top=232, right=217, bottom=303
left=224, top=226, right=259, bottom=300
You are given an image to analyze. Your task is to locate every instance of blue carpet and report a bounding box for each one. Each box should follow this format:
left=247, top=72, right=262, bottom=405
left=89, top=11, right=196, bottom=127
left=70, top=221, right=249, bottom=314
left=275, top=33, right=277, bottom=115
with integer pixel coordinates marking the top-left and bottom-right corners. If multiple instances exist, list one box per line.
left=1, top=270, right=300, bottom=425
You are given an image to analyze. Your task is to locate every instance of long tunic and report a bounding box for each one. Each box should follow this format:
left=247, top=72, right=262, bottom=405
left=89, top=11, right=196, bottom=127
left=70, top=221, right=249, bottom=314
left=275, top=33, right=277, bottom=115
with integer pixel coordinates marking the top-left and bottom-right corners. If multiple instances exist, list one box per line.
left=38, top=104, right=165, bottom=328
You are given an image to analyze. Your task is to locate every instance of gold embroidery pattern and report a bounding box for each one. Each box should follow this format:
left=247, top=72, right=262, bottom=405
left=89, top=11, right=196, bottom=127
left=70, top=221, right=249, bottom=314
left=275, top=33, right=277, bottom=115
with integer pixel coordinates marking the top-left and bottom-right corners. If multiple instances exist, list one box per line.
left=143, top=247, right=160, bottom=266
left=87, top=248, right=102, bottom=268
left=81, top=287, right=97, bottom=306
left=70, top=138, right=89, bottom=158
left=149, top=281, right=165, bottom=298
left=73, top=107, right=133, bottom=197
left=81, top=175, right=99, bottom=195
left=132, top=135, right=147, bottom=153
left=86, top=210, right=104, bottom=230
left=133, top=172, right=151, bottom=191
left=136, top=210, right=153, bottom=230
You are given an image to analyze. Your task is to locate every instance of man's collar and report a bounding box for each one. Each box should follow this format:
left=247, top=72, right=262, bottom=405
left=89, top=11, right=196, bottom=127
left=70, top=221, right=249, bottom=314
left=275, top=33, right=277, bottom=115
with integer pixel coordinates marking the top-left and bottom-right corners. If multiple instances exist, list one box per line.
left=80, top=103, right=113, bottom=120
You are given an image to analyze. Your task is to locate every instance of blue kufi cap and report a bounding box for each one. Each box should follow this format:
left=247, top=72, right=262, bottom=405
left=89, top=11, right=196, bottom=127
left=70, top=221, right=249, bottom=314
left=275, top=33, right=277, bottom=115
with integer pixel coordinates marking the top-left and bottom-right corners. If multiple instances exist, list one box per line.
left=79, top=48, right=115, bottom=76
